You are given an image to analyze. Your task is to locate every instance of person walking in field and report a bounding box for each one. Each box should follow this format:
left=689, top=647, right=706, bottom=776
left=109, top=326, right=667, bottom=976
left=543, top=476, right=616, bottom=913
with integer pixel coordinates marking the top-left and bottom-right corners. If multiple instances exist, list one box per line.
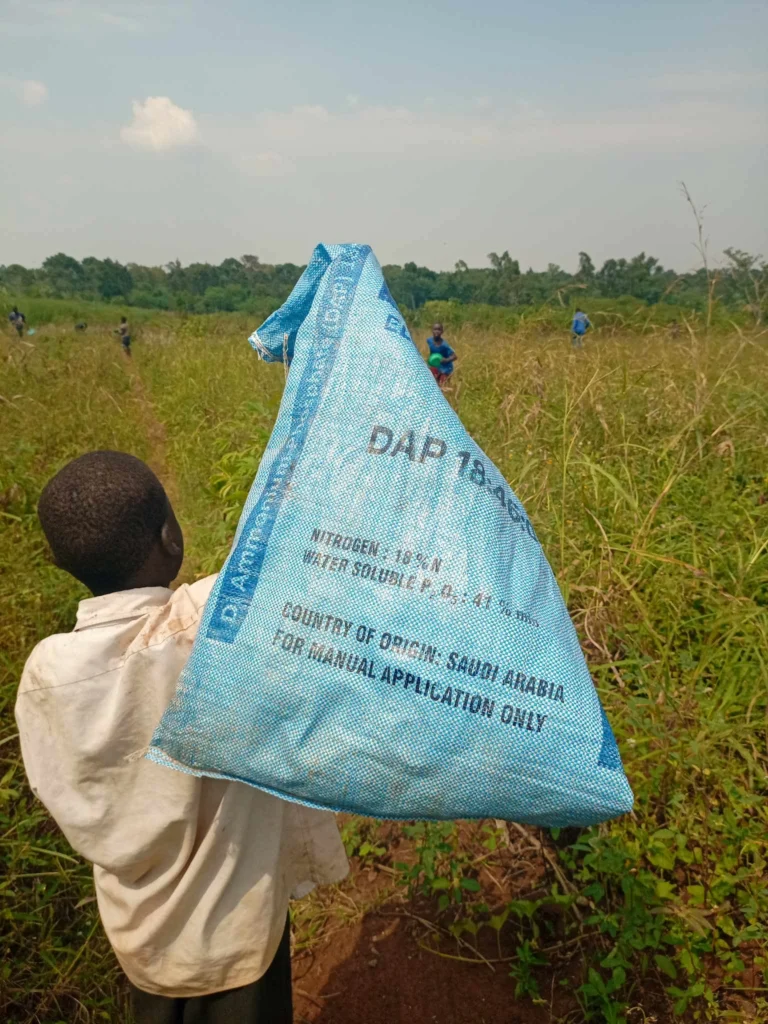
left=426, top=322, right=457, bottom=390
left=9, top=306, right=26, bottom=338
left=118, top=316, right=132, bottom=356
left=571, top=308, right=591, bottom=348
left=15, top=450, right=348, bottom=1024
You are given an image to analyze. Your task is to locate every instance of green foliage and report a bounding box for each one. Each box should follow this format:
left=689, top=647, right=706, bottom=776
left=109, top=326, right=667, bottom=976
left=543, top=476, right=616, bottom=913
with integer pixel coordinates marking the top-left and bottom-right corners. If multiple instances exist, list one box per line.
left=0, top=295, right=171, bottom=327
left=81, top=257, right=133, bottom=300
left=450, top=325, right=768, bottom=1021
left=722, top=248, right=768, bottom=324
left=409, top=294, right=750, bottom=335
left=3, top=244, right=767, bottom=318
left=508, top=940, right=547, bottom=1001
left=0, top=313, right=766, bottom=1022
left=339, top=817, right=386, bottom=866
left=395, top=822, right=480, bottom=910
left=0, top=335, right=151, bottom=1024
left=42, top=252, right=86, bottom=295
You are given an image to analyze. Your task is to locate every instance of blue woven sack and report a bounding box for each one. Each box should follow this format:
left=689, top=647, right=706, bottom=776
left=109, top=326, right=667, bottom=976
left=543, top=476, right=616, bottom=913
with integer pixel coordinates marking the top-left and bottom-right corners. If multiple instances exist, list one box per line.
left=148, top=244, right=634, bottom=826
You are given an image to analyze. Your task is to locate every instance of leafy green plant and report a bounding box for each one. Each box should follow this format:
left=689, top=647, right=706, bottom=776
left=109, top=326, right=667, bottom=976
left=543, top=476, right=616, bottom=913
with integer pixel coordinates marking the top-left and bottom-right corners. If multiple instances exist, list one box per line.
left=396, top=822, right=480, bottom=910
left=508, top=940, right=547, bottom=1001
left=339, top=817, right=386, bottom=867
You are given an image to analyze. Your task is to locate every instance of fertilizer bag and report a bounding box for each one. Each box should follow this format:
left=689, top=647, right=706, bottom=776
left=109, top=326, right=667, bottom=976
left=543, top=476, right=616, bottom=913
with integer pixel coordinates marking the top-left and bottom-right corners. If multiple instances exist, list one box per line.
left=148, top=244, right=633, bottom=826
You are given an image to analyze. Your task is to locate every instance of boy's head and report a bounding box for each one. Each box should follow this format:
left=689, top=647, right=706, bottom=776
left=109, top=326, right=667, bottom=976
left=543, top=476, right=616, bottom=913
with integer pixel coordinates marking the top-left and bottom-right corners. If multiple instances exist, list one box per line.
left=432, top=322, right=443, bottom=340
left=38, top=451, right=183, bottom=596
left=121, top=316, right=127, bottom=324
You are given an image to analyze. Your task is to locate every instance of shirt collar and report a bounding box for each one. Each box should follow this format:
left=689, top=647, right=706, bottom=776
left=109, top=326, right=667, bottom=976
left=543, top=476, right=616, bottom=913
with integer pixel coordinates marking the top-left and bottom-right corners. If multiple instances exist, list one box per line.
left=74, top=587, right=173, bottom=631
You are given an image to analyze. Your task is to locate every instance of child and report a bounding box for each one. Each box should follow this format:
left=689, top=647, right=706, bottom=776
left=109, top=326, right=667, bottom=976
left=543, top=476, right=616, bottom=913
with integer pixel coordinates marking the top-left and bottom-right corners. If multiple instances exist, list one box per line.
left=9, top=305, right=26, bottom=338
left=15, top=450, right=348, bottom=1023
left=118, top=316, right=131, bottom=356
left=426, top=322, right=456, bottom=390
left=571, top=308, right=591, bottom=348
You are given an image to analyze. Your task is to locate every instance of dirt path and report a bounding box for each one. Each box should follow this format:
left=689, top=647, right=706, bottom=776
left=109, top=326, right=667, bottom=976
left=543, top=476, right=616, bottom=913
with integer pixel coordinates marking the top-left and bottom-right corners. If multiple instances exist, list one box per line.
left=124, top=358, right=182, bottom=514
left=293, top=905, right=560, bottom=1024
left=291, top=822, right=582, bottom=1024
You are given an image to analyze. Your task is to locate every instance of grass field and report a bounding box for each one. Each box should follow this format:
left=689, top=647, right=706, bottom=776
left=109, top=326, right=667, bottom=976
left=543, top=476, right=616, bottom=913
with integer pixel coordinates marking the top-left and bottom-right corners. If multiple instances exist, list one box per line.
left=1, top=312, right=767, bottom=1023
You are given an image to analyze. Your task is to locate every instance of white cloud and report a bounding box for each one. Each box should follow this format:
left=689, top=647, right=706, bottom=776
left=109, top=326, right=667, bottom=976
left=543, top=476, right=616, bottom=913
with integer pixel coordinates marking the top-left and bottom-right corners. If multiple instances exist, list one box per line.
left=292, top=105, right=330, bottom=121
left=120, top=96, right=198, bottom=152
left=249, top=151, right=287, bottom=175
left=0, top=75, right=48, bottom=106
left=204, top=96, right=765, bottom=177
left=22, top=79, right=48, bottom=106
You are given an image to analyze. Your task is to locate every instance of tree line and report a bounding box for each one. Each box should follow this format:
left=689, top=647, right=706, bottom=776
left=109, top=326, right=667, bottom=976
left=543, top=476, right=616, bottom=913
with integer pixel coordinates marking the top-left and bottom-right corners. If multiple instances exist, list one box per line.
left=1, top=248, right=765, bottom=321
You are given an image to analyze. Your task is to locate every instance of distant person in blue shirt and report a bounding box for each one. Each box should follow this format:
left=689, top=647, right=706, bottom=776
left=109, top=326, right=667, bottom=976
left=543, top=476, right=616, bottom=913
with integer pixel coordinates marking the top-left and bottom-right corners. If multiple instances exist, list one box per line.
left=9, top=306, right=26, bottom=338
left=571, top=309, right=590, bottom=348
left=426, top=323, right=456, bottom=390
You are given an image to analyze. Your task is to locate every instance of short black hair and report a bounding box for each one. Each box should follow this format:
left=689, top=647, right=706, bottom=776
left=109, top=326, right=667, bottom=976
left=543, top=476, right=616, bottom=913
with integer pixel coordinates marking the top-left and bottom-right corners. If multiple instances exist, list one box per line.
left=38, top=451, right=168, bottom=592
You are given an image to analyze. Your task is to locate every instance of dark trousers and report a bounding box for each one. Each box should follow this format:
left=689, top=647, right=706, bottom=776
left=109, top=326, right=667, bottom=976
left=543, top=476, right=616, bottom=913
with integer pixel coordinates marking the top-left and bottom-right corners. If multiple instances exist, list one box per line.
left=129, top=917, right=292, bottom=1024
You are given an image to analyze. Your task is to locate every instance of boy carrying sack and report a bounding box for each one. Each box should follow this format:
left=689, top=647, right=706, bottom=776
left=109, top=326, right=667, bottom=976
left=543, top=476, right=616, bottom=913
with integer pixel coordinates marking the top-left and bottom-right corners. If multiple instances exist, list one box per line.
left=15, top=450, right=348, bottom=1023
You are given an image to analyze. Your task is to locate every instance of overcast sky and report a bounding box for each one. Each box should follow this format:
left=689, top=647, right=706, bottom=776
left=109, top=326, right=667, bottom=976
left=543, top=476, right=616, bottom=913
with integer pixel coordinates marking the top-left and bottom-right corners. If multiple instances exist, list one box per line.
left=1, top=0, right=766, bottom=273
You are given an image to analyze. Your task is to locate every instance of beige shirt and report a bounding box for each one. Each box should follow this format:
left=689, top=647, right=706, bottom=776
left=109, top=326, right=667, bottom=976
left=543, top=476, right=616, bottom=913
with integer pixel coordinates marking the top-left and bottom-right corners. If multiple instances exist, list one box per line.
left=15, top=578, right=348, bottom=997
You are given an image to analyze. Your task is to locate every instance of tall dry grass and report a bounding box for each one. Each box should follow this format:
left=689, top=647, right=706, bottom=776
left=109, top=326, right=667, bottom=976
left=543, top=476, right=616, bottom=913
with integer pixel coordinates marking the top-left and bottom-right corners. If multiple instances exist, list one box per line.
left=1, top=317, right=766, bottom=1022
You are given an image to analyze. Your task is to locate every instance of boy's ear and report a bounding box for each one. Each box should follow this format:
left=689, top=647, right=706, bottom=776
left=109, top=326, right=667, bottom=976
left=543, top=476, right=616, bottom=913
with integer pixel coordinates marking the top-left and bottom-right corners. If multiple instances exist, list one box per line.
left=160, top=519, right=183, bottom=558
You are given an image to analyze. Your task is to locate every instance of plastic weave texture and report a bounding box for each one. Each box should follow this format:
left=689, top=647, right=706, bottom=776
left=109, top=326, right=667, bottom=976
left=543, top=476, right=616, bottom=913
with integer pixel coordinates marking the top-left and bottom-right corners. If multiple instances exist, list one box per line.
left=148, top=244, right=634, bottom=826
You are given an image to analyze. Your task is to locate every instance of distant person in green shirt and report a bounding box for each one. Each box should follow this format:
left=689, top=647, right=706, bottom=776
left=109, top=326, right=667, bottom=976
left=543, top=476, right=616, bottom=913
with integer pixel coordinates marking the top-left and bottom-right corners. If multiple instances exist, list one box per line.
left=426, top=323, right=457, bottom=390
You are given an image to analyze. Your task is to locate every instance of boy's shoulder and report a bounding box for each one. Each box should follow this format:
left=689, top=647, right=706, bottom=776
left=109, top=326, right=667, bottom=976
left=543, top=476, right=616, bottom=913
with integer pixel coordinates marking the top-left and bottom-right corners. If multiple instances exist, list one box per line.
left=18, top=575, right=217, bottom=697
left=114, top=574, right=219, bottom=651
left=151, top=575, right=217, bottom=644
left=18, top=631, right=77, bottom=696
left=175, top=574, right=218, bottom=613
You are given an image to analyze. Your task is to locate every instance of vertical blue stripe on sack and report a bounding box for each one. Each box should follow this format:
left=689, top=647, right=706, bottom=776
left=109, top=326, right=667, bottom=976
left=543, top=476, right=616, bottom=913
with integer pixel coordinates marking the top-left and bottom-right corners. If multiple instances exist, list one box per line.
left=206, top=245, right=370, bottom=643
left=597, top=705, right=621, bottom=770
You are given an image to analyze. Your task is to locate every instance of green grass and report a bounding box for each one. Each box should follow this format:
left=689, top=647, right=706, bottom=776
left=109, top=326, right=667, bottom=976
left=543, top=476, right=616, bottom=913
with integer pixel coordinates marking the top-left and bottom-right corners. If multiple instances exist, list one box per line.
left=1, top=295, right=176, bottom=329
left=1, top=313, right=766, bottom=1022
left=409, top=296, right=753, bottom=335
